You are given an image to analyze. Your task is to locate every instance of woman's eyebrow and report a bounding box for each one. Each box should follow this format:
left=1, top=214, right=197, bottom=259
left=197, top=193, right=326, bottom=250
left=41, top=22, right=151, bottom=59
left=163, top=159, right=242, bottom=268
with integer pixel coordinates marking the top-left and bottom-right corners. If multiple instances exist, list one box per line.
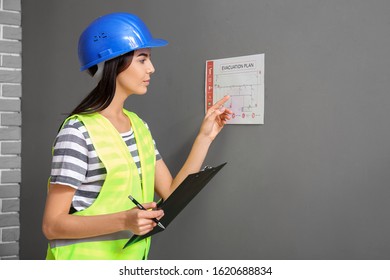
left=137, top=52, right=151, bottom=57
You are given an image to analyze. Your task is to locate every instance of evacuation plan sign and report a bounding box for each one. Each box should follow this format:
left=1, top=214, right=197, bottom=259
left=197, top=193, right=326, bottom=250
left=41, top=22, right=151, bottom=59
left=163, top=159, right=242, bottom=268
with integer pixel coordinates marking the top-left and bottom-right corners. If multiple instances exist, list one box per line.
left=205, top=53, right=264, bottom=124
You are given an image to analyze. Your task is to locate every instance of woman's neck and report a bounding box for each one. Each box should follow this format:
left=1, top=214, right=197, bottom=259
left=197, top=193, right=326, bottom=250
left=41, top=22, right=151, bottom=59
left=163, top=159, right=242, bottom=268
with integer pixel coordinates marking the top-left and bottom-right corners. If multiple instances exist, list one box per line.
left=99, top=92, right=131, bottom=133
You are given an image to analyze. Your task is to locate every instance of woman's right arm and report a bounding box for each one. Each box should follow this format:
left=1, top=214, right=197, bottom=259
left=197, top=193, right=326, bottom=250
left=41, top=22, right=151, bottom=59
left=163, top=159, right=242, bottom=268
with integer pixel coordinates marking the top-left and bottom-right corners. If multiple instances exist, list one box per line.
left=42, top=184, right=163, bottom=240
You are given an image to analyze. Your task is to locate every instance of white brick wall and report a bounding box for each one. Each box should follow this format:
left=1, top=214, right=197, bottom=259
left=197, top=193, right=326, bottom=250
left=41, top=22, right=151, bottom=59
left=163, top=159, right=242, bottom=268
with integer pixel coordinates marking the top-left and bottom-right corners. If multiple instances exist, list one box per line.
left=0, top=0, right=21, bottom=259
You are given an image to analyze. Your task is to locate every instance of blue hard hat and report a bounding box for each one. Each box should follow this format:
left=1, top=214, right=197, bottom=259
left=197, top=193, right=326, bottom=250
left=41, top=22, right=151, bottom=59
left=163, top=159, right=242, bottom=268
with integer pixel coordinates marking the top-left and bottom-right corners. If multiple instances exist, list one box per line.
left=78, top=12, right=168, bottom=71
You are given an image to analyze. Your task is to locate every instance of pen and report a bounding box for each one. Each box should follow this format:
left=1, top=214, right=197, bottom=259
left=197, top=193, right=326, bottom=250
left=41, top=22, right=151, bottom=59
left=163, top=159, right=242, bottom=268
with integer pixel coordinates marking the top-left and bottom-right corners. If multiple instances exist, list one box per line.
left=128, top=195, right=165, bottom=229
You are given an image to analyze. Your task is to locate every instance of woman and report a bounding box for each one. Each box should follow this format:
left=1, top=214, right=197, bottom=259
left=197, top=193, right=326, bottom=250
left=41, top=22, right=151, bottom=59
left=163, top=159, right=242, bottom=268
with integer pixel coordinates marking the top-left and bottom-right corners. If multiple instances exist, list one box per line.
left=42, top=12, right=231, bottom=260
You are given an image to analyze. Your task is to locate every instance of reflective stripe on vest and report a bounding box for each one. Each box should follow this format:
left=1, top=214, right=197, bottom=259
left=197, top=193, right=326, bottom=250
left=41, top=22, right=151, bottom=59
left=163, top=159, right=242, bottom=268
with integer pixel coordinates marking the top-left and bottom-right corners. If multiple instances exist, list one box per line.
left=46, top=109, right=156, bottom=260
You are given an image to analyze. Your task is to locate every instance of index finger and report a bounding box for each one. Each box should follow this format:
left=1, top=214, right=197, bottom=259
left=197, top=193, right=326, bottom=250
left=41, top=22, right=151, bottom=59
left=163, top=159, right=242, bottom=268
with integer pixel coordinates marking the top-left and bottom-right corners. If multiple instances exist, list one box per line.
left=141, top=202, right=157, bottom=210
left=210, top=95, right=230, bottom=109
left=139, top=209, right=164, bottom=219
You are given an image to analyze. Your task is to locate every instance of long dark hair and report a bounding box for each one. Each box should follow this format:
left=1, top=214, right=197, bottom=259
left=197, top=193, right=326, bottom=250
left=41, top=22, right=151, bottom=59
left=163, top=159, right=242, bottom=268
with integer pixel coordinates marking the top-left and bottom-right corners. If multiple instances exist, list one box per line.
left=68, top=51, right=134, bottom=116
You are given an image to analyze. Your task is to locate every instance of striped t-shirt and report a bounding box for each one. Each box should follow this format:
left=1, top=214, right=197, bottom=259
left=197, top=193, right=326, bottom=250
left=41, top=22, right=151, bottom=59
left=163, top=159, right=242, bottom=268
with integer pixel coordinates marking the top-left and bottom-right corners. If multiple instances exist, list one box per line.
left=50, top=118, right=161, bottom=212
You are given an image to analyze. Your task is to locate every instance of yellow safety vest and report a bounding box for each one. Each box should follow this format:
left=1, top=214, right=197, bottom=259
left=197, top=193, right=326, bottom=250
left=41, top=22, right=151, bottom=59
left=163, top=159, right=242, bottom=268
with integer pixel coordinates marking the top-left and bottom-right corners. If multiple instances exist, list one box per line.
left=46, top=109, right=156, bottom=260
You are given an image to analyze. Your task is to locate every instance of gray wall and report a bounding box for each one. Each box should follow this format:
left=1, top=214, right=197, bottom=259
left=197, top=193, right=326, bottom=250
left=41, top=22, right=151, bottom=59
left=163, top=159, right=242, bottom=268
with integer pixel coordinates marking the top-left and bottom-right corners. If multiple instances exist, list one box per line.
left=22, top=0, right=390, bottom=259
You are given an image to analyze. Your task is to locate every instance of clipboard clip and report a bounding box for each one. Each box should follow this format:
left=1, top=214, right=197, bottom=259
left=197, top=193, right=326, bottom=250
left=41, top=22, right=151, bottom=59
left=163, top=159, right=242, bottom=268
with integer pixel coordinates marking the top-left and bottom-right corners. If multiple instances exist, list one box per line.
left=201, top=165, right=213, bottom=171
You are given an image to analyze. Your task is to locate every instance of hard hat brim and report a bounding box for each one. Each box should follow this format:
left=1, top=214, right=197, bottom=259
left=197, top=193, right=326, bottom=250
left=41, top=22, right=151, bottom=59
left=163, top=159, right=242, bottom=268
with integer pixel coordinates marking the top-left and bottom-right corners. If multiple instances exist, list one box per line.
left=144, top=38, right=169, bottom=48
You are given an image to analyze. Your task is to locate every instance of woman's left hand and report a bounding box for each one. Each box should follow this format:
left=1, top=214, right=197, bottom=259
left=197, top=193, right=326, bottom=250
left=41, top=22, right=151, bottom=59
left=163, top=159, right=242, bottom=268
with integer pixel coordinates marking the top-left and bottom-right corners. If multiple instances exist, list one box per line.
left=199, top=95, right=232, bottom=141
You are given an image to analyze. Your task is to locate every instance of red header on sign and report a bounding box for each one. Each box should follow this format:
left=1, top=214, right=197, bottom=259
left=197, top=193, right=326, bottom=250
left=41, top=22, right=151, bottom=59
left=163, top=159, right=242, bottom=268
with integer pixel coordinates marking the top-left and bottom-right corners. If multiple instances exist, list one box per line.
left=206, top=61, right=214, bottom=111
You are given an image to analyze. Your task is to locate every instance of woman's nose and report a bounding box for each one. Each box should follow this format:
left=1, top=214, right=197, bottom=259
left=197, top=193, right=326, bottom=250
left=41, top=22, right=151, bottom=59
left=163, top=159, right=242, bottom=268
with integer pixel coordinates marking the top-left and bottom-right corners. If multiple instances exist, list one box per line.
left=147, top=61, right=155, bottom=74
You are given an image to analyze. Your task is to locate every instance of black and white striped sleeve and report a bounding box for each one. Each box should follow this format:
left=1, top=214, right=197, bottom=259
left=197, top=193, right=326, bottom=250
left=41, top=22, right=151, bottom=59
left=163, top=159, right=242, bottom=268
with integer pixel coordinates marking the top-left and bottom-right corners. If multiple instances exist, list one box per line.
left=143, top=121, right=162, bottom=161
left=50, top=120, right=88, bottom=189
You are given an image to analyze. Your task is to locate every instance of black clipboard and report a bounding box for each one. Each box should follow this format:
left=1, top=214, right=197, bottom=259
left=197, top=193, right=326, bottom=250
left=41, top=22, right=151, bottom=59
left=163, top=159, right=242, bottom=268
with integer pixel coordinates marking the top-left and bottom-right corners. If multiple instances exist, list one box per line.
left=123, top=162, right=227, bottom=248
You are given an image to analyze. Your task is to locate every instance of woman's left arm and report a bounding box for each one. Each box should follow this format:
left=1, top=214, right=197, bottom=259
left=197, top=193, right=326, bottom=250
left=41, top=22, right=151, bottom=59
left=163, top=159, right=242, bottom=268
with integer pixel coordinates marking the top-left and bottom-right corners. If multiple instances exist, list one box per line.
left=155, top=95, right=232, bottom=200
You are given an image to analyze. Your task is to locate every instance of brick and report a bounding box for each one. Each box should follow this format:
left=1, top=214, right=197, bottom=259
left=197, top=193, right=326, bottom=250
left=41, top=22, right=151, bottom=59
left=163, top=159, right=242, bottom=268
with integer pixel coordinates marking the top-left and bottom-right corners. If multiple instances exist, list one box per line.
left=0, top=70, right=21, bottom=83
left=0, top=127, right=21, bottom=140
left=2, top=55, right=21, bottom=68
left=3, top=0, right=21, bottom=11
left=2, top=26, right=22, bottom=40
left=2, top=85, right=21, bottom=98
left=0, top=243, right=19, bottom=257
left=0, top=11, right=21, bottom=25
left=0, top=157, right=21, bottom=169
left=0, top=184, right=20, bottom=198
left=2, top=199, right=19, bottom=212
left=1, top=170, right=21, bottom=183
left=1, top=256, right=19, bottom=260
left=0, top=99, right=20, bottom=112
left=0, top=41, right=21, bottom=54
left=1, top=112, right=21, bottom=126
left=2, top=228, right=20, bottom=242
left=1, top=142, right=21, bottom=154
left=0, top=213, right=19, bottom=227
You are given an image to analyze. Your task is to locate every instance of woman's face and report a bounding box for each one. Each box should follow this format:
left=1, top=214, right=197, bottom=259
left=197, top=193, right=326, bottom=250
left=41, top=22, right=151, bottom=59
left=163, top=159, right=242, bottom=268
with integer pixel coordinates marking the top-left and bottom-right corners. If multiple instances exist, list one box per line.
left=115, top=48, right=155, bottom=96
